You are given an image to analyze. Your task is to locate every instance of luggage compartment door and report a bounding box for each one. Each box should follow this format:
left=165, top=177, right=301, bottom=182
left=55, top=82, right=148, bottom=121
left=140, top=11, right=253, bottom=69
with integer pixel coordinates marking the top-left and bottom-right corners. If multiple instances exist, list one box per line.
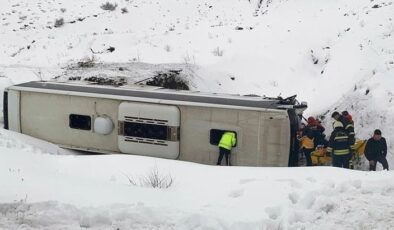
left=118, top=102, right=180, bottom=159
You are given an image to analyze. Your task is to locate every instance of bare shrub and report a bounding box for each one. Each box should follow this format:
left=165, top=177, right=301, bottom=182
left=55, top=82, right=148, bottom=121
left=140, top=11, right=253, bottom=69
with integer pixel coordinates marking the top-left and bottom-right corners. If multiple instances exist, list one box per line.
left=212, top=47, right=224, bottom=56
left=164, top=44, right=171, bottom=52
left=141, top=165, right=173, bottom=189
left=146, top=70, right=189, bottom=90
left=121, top=7, right=128, bottom=14
left=100, top=2, right=118, bottom=11
left=54, top=18, right=64, bottom=28
left=60, top=8, right=66, bottom=13
left=77, top=56, right=96, bottom=68
left=123, top=165, right=174, bottom=189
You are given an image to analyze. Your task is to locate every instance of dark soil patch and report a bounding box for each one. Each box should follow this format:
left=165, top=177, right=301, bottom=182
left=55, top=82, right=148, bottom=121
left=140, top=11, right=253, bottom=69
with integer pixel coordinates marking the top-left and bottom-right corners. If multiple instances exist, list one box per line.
left=145, top=69, right=189, bottom=90
left=84, top=76, right=127, bottom=86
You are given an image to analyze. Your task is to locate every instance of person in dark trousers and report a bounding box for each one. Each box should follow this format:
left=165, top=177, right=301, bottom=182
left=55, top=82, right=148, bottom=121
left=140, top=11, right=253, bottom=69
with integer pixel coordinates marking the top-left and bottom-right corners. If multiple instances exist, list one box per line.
left=364, top=129, right=389, bottom=171
left=341, top=111, right=356, bottom=148
left=217, top=131, right=236, bottom=166
left=341, top=111, right=356, bottom=168
left=327, top=121, right=352, bottom=168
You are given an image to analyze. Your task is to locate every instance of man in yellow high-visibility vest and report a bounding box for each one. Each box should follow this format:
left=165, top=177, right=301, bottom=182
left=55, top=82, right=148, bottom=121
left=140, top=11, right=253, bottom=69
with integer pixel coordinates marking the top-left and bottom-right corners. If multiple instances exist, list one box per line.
left=217, top=131, right=237, bottom=166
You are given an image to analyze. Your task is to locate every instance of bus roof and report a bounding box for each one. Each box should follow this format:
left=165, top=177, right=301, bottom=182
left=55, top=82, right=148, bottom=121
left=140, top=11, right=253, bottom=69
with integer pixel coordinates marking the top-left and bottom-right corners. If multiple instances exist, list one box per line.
left=10, top=81, right=303, bottom=111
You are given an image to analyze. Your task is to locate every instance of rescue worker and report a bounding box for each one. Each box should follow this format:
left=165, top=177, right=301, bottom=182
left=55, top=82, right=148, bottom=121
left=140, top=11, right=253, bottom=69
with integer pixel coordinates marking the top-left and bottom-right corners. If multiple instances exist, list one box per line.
left=364, top=129, right=389, bottom=171
left=305, top=116, right=326, bottom=147
left=299, top=129, right=315, bottom=166
left=327, top=121, right=352, bottom=168
left=341, top=111, right=356, bottom=168
left=341, top=111, right=356, bottom=148
left=331, top=111, right=349, bottom=131
left=217, top=131, right=237, bottom=166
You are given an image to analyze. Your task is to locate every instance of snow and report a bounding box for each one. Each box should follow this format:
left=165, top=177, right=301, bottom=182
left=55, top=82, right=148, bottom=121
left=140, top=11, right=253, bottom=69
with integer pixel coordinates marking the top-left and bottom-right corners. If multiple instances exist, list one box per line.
left=1, top=0, right=394, bottom=228
left=1, top=136, right=394, bottom=229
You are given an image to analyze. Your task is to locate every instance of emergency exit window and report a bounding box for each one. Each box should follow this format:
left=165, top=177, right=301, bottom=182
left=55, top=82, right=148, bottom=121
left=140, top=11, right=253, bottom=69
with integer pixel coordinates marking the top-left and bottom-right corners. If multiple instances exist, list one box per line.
left=69, top=114, right=91, bottom=130
left=124, top=122, right=168, bottom=140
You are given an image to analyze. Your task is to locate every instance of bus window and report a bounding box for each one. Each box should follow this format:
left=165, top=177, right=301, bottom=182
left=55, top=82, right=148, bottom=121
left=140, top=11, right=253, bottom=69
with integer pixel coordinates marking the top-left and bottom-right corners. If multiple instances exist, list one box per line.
left=69, top=114, right=91, bottom=130
left=124, top=122, right=168, bottom=141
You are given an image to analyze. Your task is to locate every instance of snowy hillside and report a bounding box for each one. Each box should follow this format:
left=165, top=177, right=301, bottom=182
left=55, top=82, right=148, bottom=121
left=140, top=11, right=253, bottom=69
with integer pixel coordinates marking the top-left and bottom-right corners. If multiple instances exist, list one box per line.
left=1, top=0, right=394, bottom=229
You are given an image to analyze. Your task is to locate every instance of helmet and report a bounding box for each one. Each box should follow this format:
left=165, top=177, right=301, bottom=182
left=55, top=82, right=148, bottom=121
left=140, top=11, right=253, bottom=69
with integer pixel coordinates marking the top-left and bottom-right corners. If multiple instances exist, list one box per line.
left=341, top=111, right=349, bottom=116
left=332, top=121, right=343, bottom=129
left=331, top=111, right=340, bottom=118
left=307, top=116, right=316, bottom=124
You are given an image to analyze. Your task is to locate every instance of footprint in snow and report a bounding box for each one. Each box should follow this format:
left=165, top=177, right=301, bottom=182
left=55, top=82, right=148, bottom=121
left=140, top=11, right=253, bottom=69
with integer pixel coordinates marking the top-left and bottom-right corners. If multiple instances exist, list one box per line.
left=301, top=193, right=317, bottom=209
left=239, top=178, right=256, bottom=184
left=350, top=180, right=362, bottom=189
left=265, top=206, right=282, bottom=220
left=277, top=179, right=302, bottom=189
left=288, top=192, right=300, bottom=204
left=228, top=188, right=244, bottom=198
left=380, top=186, right=394, bottom=196
left=306, top=177, right=316, bottom=183
left=336, top=182, right=350, bottom=193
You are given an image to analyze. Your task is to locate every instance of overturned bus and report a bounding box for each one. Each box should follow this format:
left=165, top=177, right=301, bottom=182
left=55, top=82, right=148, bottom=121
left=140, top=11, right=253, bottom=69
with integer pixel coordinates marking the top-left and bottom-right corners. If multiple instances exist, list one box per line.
left=3, top=81, right=307, bottom=167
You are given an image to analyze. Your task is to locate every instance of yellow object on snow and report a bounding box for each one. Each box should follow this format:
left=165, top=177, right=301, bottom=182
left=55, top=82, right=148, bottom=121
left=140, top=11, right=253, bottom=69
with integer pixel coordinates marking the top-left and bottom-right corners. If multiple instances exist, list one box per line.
left=354, top=139, right=367, bottom=156
left=310, top=139, right=366, bottom=166
left=300, top=136, right=314, bottom=149
left=311, top=147, right=331, bottom=166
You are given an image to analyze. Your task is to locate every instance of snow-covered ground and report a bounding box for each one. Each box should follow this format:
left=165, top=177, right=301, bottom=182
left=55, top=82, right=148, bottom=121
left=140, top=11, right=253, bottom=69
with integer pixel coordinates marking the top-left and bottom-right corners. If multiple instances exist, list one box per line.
left=1, top=0, right=394, bottom=229
left=1, top=131, right=394, bottom=229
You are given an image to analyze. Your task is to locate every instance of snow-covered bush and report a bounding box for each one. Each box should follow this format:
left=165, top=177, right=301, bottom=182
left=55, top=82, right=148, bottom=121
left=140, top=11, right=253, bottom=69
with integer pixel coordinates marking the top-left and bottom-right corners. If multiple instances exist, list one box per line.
left=164, top=45, right=171, bottom=52
left=146, top=70, right=189, bottom=90
left=121, top=7, right=128, bottom=14
left=100, top=2, right=118, bottom=11
left=77, top=56, right=96, bottom=68
left=54, top=18, right=64, bottom=28
left=212, top=47, right=224, bottom=56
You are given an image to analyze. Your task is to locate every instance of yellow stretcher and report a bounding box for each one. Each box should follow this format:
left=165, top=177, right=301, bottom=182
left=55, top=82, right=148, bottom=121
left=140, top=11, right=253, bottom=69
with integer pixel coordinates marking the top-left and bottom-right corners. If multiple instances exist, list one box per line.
left=311, top=139, right=367, bottom=166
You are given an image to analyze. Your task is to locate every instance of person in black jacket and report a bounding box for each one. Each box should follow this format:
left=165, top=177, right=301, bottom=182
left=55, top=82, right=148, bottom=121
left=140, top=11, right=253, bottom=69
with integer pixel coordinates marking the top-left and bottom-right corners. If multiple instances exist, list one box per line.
left=332, top=111, right=348, bottom=127
left=364, top=129, right=389, bottom=171
left=341, top=111, right=356, bottom=168
left=332, top=111, right=354, bottom=144
left=327, top=121, right=352, bottom=168
left=341, top=111, right=356, bottom=147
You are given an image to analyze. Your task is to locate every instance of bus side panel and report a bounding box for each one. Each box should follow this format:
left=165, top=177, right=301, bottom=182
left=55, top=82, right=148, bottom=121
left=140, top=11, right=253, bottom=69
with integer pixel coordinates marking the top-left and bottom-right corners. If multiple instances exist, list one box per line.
left=20, top=91, right=120, bottom=152
left=178, top=106, right=290, bottom=166
left=260, top=111, right=291, bottom=167
left=231, top=109, right=289, bottom=166
left=178, top=106, right=242, bottom=165
left=7, top=90, right=21, bottom=132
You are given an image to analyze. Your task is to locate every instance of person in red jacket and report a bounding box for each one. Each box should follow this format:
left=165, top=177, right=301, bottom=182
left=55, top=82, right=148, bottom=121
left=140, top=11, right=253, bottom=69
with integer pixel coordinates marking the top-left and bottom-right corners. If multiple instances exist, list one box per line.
left=305, top=116, right=326, bottom=147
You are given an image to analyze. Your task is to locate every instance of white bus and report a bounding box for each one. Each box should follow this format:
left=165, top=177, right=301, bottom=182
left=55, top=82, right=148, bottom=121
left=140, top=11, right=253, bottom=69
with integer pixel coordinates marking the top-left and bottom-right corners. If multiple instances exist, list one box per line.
left=3, top=81, right=306, bottom=166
